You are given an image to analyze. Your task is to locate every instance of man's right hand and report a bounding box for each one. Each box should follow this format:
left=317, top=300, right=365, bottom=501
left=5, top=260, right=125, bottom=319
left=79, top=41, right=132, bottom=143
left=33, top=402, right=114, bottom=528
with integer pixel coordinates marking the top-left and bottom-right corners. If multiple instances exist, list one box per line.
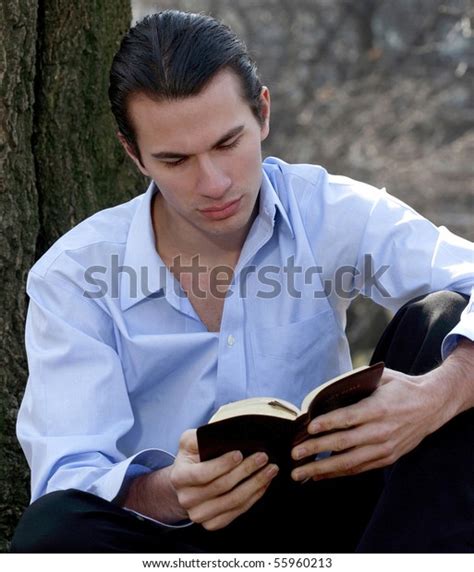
left=170, top=429, right=279, bottom=530
left=121, top=429, right=279, bottom=530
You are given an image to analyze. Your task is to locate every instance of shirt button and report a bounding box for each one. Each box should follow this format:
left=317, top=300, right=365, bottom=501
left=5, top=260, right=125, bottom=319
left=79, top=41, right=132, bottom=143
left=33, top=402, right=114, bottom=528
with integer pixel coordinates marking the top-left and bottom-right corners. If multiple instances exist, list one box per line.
left=227, top=334, right=235, bottom=347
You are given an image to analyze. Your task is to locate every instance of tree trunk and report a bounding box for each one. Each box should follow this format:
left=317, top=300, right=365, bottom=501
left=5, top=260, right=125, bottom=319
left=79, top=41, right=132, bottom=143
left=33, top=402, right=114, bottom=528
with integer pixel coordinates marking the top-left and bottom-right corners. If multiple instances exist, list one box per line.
left=0, top=0, right=144, bottom=551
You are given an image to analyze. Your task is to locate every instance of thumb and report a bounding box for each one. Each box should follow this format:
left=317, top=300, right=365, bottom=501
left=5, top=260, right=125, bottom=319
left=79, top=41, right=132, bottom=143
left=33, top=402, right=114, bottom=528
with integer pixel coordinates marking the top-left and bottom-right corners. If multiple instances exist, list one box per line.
left=179, top=428, right=199, bottom=456
left=378, top=367, right=398, bottom=385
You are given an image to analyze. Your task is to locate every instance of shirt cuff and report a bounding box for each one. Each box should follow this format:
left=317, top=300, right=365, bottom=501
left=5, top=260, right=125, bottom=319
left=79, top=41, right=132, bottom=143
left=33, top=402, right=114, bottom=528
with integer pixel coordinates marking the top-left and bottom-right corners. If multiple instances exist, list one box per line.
left=441, top=319, right=474, bottom=360
left=441, top=291, right=474, bottom=359
left=87, top=448, right=192, bottom=529
left=122, top=506, right=193, bottom=530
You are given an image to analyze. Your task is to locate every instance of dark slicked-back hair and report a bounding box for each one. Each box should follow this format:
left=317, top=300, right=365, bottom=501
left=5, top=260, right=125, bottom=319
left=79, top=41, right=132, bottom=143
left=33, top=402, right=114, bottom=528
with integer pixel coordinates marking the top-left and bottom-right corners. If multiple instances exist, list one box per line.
left=109, top=10, right=264, bottom=159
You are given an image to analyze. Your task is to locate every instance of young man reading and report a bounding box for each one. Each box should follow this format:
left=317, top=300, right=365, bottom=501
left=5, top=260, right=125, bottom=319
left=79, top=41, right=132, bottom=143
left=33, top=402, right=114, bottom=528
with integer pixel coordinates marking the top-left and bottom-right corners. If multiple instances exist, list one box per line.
left=11, top=11, right=474, bottom=553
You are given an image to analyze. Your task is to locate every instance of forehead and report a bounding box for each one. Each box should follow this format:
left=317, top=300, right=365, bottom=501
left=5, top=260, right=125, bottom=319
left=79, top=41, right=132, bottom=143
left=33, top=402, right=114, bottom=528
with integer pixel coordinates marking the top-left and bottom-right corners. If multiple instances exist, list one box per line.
left=127, top=70, right=255, bottom=153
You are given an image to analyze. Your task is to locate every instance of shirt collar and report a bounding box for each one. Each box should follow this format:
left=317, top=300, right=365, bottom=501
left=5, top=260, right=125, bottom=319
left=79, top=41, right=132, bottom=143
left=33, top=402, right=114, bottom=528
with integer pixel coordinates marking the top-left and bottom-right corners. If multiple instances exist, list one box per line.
left=259, top=167, right=294, bottom=238
left=121, top=181, right=166, bottom=311
left=120, top=167, right=294, bottom=311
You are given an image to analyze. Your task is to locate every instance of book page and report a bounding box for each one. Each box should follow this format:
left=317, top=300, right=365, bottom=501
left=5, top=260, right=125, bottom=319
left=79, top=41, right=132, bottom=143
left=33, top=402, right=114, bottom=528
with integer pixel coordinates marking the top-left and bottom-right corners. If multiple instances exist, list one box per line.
left=209, top=396, right=300, bottom=423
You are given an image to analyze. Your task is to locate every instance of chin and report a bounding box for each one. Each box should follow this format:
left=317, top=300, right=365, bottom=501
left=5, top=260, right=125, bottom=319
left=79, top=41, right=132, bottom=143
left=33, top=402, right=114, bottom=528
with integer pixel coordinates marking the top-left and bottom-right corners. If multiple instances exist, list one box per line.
left=205, top=218, right=246, bottom=236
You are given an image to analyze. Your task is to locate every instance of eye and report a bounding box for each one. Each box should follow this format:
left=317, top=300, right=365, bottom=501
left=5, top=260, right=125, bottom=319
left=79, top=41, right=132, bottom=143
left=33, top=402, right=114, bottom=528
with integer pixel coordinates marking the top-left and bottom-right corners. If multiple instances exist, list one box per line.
left=162, top=157, right=187, bottom=168
left=219, top=137, right=241, bottom=151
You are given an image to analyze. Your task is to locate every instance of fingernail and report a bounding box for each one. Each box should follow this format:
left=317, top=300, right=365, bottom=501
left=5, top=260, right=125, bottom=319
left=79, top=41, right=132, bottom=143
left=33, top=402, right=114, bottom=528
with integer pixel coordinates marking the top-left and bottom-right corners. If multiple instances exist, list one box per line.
left=293, top=447, right=307, bottom=460
left=309, top=422, right=320, bottom=434
left=292, top=470, right=306, bottom=481
left=255, top=452, right=268, bottom=466
left=266, top=464, right=279, bottom=478
left=232, top=451, right=243, bottom=463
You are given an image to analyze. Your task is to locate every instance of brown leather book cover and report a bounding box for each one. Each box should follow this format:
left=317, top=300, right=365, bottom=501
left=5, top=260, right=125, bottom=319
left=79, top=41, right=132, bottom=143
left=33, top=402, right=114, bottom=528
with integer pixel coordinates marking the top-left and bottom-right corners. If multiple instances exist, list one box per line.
left=197, top=362, right=384, bottom=477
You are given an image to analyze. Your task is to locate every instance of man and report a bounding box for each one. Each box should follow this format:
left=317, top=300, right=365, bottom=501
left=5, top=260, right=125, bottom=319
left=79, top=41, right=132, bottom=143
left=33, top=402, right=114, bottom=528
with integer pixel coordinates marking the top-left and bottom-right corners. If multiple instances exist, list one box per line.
left=11, top=10, right=474, bottom=552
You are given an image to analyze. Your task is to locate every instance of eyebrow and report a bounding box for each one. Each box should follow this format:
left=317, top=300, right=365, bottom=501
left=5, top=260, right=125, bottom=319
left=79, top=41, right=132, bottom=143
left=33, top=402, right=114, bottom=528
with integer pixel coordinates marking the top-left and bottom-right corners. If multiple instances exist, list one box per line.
left=150, top=125, right=245, bottom=160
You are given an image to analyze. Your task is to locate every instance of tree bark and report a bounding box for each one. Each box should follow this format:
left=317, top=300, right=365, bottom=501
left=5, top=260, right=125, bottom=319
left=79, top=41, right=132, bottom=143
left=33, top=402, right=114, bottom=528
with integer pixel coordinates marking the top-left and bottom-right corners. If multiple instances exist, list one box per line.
left=0, top=0, right=144, bottom=551
left=35, top=0, right=143, bottom=254
left=0, top=0, right=39, bottom=551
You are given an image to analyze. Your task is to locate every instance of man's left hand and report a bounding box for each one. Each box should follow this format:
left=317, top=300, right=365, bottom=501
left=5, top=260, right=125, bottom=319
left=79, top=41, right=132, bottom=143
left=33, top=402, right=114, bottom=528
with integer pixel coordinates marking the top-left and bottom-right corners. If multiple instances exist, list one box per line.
left=290, top=367, right=450, bottom=482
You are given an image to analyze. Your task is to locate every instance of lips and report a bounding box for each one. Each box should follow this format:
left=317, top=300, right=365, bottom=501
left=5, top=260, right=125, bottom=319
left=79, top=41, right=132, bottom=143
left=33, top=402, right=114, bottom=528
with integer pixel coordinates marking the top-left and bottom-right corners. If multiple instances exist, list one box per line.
left=199, top=197, right=242, bottom=220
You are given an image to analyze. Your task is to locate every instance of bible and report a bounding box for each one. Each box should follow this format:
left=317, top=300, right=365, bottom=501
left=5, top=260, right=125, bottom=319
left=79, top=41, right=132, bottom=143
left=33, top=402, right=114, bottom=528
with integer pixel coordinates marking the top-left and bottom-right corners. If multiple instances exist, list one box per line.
left=197, top=362, right=384, bottom=476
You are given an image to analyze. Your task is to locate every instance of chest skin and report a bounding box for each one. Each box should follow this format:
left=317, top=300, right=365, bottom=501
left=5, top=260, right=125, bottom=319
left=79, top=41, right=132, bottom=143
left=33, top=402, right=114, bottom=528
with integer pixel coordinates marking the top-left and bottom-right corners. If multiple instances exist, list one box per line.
left=179, top=270, right=232, bottom=332
left=186, top=290, right=224, bottom=332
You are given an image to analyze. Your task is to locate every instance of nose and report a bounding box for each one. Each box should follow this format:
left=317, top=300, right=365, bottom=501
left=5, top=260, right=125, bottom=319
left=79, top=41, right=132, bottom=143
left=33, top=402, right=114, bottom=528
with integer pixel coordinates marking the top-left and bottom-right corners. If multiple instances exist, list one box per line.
left=195, top=155, right=232, bottom=199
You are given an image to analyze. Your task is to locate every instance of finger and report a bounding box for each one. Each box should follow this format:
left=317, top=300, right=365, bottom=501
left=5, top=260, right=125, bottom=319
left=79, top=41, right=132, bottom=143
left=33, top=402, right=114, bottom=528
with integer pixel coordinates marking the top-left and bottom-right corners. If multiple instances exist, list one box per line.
left=291, top=443, right=391, bottom=481
left=179, top=452, right=271, bottom=508
left=205, top=451, right=271, bottom=496
left=200, top=478, right=273, bottom=531
left=173, top=449, right=244, bottom=489
left=307, top=393, right=384, bottom=435
left=292, top=422, right=390, bottom=460
left=314, top=456, right=395, bottom=480
left=189, top=463, right=279, bottom=525
left=190, top=463, right=278, bottom=526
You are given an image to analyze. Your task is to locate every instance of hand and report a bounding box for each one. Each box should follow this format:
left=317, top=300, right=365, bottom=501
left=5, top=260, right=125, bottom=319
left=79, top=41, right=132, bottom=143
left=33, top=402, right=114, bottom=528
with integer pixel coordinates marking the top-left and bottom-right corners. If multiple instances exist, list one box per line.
left=170, top=429, right=279, bottom=530
left=290, top=367, right=448, bottom=482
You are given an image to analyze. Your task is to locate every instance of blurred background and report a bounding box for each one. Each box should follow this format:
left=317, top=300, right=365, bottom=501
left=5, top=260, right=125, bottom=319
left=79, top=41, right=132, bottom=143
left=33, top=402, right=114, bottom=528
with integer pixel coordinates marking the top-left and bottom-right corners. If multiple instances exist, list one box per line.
left=1, top=0, right=472, bottom=551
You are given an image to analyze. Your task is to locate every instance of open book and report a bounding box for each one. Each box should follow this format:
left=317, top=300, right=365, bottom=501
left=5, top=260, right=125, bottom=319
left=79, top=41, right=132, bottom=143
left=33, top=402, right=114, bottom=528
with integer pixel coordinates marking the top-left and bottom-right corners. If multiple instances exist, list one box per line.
left=197, top=362, right=384, bottom=476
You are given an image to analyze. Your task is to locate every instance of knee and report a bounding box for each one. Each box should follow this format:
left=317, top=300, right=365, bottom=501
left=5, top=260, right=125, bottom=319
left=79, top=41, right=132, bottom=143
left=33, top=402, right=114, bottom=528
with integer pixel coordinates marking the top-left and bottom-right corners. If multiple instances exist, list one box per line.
left=397, top=290, right=469, bottom=339
left=372, top=290, right=470, bottom=374
left=10, top=489, right=102, bottom=553
left=404, top=290, right=469, bottom=320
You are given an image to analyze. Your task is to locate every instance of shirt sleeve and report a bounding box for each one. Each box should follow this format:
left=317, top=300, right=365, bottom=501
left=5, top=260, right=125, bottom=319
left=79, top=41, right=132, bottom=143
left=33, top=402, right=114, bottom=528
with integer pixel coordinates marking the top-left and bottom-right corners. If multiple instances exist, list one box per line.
left=353, top=188, right=474, bottom=357
left=17, top=270, right=190, bottom=528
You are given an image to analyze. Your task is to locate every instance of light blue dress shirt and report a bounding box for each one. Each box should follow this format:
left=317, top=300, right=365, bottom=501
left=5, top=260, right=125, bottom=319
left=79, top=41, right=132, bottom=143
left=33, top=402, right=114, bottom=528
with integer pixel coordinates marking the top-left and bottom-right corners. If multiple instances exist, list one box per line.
left=17, top=157, right=474, bottom=524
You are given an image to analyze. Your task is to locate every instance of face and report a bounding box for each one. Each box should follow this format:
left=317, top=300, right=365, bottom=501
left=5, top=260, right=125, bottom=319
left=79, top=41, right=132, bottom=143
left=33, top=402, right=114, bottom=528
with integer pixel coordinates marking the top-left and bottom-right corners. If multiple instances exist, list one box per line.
left=120, top=70, right=270, bottom=248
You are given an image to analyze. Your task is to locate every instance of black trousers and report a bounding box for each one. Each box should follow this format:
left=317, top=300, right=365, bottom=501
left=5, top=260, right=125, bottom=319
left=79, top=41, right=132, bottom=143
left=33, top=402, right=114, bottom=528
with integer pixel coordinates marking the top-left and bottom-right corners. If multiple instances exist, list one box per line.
left=10, top=291, right=473, bottom=553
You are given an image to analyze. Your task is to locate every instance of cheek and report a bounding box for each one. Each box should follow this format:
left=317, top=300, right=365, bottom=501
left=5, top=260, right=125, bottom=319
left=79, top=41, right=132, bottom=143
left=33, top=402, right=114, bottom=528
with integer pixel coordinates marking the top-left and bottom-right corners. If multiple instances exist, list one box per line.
left=233, top=144, right=263, bottom=181
left=152, top=183, right=188, bottom=213
left=151, top=171, right=195, bottom=205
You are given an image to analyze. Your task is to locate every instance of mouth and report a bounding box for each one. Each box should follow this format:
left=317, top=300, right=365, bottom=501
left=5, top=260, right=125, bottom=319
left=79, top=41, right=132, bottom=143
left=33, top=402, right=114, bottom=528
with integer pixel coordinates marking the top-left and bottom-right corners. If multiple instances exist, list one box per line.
left=199, top=197, right=242, bottom=220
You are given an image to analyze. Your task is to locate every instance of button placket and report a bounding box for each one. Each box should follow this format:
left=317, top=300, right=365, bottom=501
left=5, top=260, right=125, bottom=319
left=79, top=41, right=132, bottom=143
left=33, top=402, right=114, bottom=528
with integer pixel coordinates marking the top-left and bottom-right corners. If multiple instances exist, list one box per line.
left=215, top=288, right=247, bottom=406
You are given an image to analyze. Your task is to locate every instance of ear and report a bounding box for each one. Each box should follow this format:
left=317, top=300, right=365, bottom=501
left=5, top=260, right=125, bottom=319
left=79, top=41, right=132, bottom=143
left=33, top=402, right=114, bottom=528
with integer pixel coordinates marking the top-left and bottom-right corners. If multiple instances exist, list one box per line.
left=117, top=132, right=150, bottom=177
left=259, top=86, right=271, bottom=142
